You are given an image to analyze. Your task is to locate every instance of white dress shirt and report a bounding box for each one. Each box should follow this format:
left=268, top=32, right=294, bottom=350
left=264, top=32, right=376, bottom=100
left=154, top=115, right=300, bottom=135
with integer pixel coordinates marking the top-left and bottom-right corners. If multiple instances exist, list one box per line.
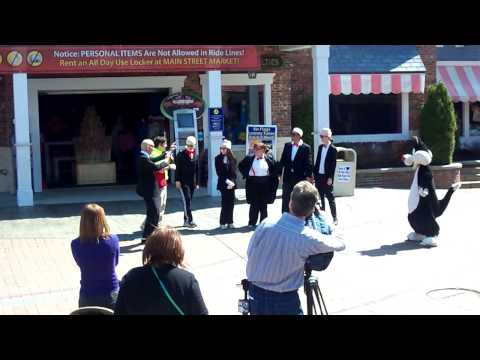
left=249, top=156, right=269, bottom=176
left=319, top=143, right=330, bottom=175
left=291, top=140, right=303, bottom=162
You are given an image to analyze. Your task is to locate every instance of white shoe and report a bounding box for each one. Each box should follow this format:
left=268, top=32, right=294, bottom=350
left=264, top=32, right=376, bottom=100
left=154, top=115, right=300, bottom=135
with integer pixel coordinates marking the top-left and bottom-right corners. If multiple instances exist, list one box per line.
left=227, top=223, right=236, bottom=229
left=407, top=232, right=425, bottom=241
left=220, top=224, right=228, bottom=230
left=420, top=237, right=438, bottom=247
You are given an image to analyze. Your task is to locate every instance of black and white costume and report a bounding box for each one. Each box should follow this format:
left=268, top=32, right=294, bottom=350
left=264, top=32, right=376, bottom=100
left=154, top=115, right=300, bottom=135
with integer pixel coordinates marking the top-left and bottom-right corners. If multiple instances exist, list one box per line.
left=402, top=137, right=460, bottom=247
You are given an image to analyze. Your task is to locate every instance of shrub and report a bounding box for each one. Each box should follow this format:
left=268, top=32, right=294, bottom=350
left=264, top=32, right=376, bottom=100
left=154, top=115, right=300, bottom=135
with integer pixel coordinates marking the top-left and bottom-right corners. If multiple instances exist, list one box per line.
left=292, top=96, right=314, bottom=147
left=420, top=83, right=457, bottom=165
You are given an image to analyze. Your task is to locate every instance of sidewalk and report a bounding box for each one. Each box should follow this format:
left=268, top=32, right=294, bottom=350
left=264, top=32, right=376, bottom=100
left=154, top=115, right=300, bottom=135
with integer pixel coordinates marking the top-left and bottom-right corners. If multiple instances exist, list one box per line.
left=1, top=187, right=479, bottom=315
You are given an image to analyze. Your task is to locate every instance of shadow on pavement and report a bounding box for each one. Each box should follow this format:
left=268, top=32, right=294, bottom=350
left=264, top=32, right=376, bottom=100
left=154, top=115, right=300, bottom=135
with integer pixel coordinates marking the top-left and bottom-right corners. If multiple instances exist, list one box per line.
left=119, top=242, right=144, bottom=254
left=178, top=226, right=254, bottom=237
left=117, top=231, right=143, bottom=242
left=358, top=241, right=425, bottom=257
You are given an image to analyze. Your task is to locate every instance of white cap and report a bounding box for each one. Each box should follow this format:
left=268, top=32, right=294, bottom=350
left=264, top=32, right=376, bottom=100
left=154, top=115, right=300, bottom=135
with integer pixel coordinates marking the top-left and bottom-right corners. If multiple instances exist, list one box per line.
left=292, top=127, right=303, bottom=137
left=222, top=139, right=232, bottom=150
left=186, top=136, right=197, bottom=146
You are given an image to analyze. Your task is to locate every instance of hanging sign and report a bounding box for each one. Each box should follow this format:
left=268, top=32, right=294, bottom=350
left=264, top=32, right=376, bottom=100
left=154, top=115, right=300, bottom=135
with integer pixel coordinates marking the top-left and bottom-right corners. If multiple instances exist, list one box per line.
left=0, top=45, right=260, bottom=74
left=160, top=92, right=205, bottom=120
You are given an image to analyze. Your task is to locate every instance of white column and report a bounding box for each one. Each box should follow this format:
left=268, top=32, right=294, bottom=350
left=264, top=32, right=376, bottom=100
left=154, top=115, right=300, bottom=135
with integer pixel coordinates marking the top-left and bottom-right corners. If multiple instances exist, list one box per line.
left=249, top=85, right=259, bottom=124
left=401, top=93, right=410, bottom=136
left=463, top=102, right=470, bottom=138
left=312, top=45, right=330, bottom=158
left=206, top=70, right=223, bottom=196
left=263, top=83, right=272, bottom=125
left=13, top=73, right=34, bottom=207
left=28, top=85, right=42, bottom=192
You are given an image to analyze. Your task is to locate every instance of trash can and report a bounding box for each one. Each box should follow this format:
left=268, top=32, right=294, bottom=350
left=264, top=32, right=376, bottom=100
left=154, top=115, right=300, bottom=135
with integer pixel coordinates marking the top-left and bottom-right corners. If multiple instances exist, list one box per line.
left=333, top=147, right=357, bottom=197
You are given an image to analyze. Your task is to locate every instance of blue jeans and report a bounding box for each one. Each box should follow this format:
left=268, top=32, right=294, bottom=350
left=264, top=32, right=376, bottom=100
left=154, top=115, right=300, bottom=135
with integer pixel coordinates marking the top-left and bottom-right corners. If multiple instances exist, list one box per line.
left=79, top=290, right=119, bottom=310
left=248, top=284, right=303, bottom=315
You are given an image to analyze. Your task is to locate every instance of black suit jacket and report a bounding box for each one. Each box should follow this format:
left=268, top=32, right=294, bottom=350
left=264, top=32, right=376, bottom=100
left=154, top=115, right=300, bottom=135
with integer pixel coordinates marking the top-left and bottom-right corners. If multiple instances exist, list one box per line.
left=136, top=152, right=169, bottom=199
left=238, top=153, right=279, bottom=204
left=314, top=144, right=337, bottom=180
left=280, top=142, right=313, bottom=184
left=215, top=154, right=237, bottom=191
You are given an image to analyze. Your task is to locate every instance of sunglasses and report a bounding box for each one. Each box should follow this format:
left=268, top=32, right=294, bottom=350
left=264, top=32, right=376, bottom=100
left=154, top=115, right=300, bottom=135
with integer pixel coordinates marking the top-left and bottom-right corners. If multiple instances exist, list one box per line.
left=186, top=145, right=194, bottom=148
left=320, top=135, right=328, bottom=138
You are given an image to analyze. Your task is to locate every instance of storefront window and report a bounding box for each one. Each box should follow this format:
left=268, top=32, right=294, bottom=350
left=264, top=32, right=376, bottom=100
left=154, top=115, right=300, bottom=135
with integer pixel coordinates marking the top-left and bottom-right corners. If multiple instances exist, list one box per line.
left=453, top=102, right=463, bottom=136
left=330, top=94, right=402, bottom=135
left=470, top=101, right=480, bottom=136
left=222, top=85, right=264, bottom=145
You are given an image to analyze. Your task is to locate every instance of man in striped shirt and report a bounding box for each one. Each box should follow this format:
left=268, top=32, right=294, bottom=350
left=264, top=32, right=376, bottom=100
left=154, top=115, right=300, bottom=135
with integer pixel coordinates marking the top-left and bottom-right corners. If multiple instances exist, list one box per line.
left=246, top=181, right=345, bottom=315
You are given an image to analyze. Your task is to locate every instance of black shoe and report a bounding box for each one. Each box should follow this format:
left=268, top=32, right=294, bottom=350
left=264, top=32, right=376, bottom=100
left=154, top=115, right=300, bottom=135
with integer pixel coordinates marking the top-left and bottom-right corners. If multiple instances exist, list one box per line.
left=141, top=238, right=146, bottom=244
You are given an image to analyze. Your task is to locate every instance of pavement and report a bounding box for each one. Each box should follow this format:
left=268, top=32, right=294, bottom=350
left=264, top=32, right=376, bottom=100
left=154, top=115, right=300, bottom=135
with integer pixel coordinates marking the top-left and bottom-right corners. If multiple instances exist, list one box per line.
left=0, top=186, right=479, bottom=315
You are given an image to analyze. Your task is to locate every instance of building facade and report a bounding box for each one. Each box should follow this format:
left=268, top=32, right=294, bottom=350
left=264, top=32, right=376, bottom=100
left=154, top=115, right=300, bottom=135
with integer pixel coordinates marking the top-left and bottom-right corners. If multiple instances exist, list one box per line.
left=1, top=44, right=464, bottom=207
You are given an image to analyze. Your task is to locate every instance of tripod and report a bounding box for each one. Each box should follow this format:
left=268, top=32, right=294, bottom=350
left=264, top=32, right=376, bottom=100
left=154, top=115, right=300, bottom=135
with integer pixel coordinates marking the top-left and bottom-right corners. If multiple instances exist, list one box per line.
left=304, top=267, right=328, bottom=315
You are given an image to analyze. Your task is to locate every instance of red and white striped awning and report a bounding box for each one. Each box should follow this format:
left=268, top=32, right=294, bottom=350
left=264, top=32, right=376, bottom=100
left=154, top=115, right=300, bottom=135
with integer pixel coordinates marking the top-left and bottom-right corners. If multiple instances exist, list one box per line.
left=329, top=73, right=425, bottom=95
left=437, top=65, right=480, bottom=102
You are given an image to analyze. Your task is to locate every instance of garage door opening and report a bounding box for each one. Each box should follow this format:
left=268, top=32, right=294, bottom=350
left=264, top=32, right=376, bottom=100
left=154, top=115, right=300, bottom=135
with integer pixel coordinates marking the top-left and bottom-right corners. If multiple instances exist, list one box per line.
left=39, top=90, right=170, bottom=188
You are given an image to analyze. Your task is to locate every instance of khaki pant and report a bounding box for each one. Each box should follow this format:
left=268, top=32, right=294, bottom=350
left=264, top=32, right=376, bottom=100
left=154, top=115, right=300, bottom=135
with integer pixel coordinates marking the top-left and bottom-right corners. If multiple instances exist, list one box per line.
left=141, top=186, right=167, bottom=231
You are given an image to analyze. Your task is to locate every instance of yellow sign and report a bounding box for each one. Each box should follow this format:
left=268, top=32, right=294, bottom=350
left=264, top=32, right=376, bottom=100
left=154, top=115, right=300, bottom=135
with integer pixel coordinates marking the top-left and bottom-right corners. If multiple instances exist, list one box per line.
left=7, top=51, right=23, bottom=67
left=27, top=51, right=43, bottom=67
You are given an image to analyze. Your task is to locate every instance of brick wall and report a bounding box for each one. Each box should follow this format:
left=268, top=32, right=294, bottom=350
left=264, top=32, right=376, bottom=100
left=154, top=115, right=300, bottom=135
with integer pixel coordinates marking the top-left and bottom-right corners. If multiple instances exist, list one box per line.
left=260, top=46, right=293, bottom=137
left=0, top=75, right=13, bottom=147
left=410, top=45, right=437, bottom=132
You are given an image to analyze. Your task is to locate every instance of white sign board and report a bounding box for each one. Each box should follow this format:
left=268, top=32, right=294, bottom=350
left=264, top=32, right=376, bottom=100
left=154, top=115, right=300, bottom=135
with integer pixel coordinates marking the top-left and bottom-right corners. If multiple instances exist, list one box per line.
left=246, top=125, right=277, bottom=159
left=337, top=163, right=352, bottom=183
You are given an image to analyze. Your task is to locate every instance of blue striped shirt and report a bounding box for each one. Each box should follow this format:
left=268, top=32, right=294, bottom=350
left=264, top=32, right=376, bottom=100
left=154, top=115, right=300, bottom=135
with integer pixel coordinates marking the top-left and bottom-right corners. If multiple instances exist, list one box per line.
left=246, top=212, right=345, bottom=293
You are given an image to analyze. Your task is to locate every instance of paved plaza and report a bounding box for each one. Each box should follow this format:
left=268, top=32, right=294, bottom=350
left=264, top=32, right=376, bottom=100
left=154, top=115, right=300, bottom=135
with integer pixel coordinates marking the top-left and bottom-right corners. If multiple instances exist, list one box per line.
left=0, top=186, right=479, bottom=315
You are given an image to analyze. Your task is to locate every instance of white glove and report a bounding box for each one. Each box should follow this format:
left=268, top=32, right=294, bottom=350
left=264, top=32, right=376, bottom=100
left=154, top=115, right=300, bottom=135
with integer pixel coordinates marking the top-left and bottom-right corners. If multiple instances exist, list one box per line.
left=168, top=163, right=176, bottom=171
left=451, top=182, right=461, bottom=191
left=419, top=187, right=429, bottom=197
left=226, top=179, right=235, bottom=189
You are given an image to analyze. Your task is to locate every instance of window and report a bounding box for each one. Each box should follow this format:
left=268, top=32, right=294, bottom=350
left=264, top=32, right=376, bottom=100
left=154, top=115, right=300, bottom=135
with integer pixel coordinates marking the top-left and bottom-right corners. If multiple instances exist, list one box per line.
left=222, top=85, right=264, bottom=145
left=470, top=101, right=480, bottom=136
left=330, top=94, right=402, bottom=135
left=453, top=102, right=463, bottom=136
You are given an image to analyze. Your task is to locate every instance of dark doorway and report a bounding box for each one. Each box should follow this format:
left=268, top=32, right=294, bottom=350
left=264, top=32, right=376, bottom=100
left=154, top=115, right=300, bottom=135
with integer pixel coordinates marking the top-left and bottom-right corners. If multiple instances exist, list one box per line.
left=39, top=90, right=170, bottom=188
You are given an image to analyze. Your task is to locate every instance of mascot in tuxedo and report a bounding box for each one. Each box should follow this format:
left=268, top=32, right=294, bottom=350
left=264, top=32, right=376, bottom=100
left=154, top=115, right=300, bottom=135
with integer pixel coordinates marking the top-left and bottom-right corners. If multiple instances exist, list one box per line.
left=402, top=137, right=461, bottom=247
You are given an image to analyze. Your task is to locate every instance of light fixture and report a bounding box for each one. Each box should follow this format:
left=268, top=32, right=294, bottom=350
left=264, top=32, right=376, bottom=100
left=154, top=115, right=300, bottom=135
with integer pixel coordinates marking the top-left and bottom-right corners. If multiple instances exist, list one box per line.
left=248, top=72, right=257, bottom=79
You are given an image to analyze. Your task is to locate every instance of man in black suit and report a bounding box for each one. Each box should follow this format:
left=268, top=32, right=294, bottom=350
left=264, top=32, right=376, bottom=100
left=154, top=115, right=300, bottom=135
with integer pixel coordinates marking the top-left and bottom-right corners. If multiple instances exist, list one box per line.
left=314, top=128, right=338, bottom=225
left=136, top=139, right=170, bottom=243
left=279, top=127, right=313, bottom=213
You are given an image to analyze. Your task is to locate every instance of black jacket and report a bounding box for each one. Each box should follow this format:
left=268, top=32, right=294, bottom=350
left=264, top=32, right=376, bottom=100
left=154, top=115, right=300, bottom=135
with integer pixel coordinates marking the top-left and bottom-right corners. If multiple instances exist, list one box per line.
left=314, top=144, right=337, bottom=180
left=114, top=264, right=208, bottom=315
left=175, top=149, right=200, bottom=186
left=238, top=153, right=279, bottom=204
left=136, top=152, right=169, bottom=198
left=279, top=142, right=313, bottom=184
left=215, top=154, right=237, bottom=191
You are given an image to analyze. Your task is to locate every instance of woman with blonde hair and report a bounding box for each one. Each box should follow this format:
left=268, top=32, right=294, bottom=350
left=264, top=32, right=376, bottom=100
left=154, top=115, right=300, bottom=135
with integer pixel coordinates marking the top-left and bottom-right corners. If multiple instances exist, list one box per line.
left=71, top=203, right=120, bottom=310
left=114, top=226, right=208, bottom=315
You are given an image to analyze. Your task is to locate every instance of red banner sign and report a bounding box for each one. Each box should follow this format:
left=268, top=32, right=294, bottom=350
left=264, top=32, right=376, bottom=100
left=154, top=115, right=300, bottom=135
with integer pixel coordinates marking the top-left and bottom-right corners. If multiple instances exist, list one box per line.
left=0, top=45, right=260, bottom=74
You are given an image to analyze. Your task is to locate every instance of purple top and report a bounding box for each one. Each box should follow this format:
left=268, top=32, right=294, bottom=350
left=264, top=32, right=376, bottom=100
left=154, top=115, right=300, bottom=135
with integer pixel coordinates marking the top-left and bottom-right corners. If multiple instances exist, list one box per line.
left=71, top=234, right=120, bottom=296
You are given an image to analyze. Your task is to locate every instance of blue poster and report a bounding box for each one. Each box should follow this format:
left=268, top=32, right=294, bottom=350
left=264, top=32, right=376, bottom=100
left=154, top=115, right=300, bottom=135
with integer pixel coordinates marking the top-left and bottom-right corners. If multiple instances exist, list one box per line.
left=208, top=108, right=224, bottom=132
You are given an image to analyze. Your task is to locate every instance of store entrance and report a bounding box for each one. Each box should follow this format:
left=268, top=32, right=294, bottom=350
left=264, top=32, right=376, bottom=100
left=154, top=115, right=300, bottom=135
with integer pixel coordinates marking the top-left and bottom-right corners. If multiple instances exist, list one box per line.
left=39, top=90, right=170, bottom=188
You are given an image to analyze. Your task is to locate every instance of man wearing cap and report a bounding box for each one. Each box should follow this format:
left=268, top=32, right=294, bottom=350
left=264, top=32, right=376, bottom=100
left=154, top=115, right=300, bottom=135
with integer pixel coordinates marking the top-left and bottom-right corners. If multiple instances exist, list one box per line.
left=175, top=136, right=200, bottom=228
left=314, top=128, right=338, bottom=225
left=279, top=127, right=314, bottom=213
left=136, top=139, right=171, bottom=243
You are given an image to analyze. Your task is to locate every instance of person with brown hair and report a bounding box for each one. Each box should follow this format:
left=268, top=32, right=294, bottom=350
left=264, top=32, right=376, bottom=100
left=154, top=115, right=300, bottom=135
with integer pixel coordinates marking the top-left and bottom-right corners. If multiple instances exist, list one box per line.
left=215, top=139, right=237, bottom=229
left=114, top=226, right=208, bottom=315
left=71, top=203, right=120, bottom=310
left=238, top=142, right=279, bottom=228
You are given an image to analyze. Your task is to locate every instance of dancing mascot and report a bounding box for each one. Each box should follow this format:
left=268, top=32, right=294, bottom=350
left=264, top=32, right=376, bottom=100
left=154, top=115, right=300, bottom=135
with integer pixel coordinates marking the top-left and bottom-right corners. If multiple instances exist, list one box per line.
left=402, top=137, right=461, bottom=247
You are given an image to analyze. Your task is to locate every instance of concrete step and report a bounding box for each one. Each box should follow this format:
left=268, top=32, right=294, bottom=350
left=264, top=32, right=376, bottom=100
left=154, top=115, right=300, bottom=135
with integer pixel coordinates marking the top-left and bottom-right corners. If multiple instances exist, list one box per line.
left=460, top=181, right=480, bottom=189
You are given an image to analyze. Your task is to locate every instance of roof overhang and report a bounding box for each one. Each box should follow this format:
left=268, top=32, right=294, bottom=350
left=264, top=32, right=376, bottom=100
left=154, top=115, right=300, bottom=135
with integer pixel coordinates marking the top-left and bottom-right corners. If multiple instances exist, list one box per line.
left=278, top=45, right=312, bottom=52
